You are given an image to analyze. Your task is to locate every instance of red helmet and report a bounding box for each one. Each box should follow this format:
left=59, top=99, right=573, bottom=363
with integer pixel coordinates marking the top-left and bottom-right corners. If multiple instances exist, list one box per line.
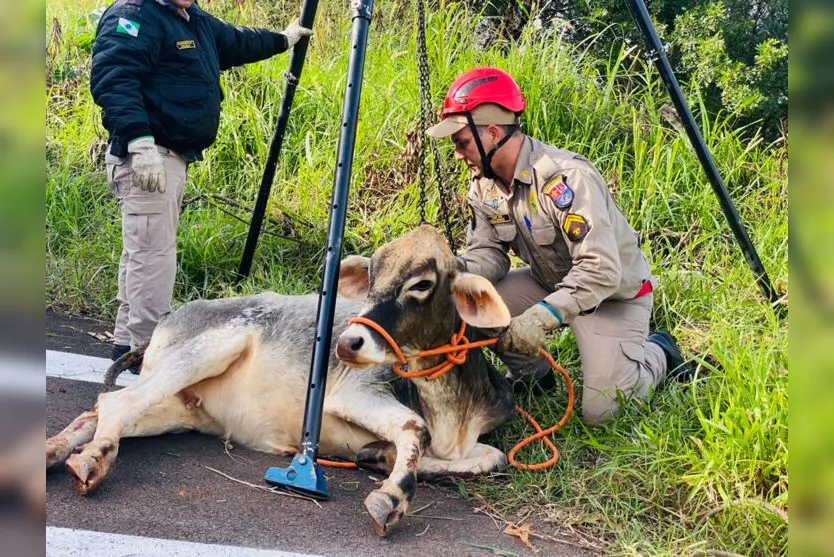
left=441, top=67, right=526, bottom=117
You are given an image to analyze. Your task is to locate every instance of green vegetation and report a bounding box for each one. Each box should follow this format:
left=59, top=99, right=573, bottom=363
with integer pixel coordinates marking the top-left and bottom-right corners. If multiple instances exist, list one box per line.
left=46, top=0, right=787, bottom=553
left=473, top=0, right=788, bottom=139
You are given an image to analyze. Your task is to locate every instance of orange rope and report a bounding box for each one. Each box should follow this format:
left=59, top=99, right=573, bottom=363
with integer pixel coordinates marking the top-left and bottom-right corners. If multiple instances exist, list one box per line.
left=509, top=348, right=574, bottom=470
left=346, top=317, right=575, bottom=470
left=316, top=458, right=358, bottom=468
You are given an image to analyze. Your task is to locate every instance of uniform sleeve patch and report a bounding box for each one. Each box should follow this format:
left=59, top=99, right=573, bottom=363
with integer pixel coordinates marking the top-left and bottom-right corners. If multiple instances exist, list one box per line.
left=543, top=175, right=574, bottom=209
left=563, top=213, right=589, bottom=241
left=116, top=17, right=140, bottom=37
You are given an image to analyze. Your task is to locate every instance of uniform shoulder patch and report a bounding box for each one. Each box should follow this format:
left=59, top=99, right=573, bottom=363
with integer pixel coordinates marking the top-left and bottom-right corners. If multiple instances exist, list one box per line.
left=563, top=213, right=590, bottom=241
left=543, top=175, right=574, bottom=209
left=116, top=17, right=140, bottom=37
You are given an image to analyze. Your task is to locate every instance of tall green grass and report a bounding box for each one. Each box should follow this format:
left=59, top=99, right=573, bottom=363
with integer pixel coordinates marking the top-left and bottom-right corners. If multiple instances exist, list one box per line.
left=46, top=0, right=787, bottom=553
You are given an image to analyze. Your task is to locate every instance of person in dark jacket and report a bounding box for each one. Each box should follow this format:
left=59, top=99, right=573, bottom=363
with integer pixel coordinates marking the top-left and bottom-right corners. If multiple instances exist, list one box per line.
left=91, top=0, right=311, bottom=364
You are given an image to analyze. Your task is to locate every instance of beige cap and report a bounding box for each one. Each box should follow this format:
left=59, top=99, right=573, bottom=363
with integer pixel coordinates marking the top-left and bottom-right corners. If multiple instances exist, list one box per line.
left=425, top=104, right=517, bottom=138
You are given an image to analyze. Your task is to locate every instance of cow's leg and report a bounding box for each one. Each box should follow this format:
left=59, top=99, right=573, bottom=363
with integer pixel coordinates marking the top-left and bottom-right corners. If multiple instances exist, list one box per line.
left=65, top=329, right=252, bottom=495
left=356, top=442, right=507, bottom=481
left=325, top=387, right=430, bottom=536
left=355, top=440, right=396, bottom=475
left=47, top=410, right=98, bottom=469
left=416, top=443, right=507, bottom=481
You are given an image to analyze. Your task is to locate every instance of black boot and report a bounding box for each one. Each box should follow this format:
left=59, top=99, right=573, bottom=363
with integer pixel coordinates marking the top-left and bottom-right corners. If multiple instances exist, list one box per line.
left=647, top=331, right=694, bottom=382
left=507, top=370, right=557, bottom=397
left=110, top=344, right=130, bottom=361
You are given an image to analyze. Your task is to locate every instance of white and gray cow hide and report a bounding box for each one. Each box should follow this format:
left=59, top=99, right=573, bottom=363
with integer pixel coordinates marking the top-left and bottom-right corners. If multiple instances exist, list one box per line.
left=46, top=225, right=516, bottom=536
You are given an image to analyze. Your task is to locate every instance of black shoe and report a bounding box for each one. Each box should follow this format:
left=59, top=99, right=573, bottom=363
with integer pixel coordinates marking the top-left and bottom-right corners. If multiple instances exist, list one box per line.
left=647, top=331, right=694, bottom=382
left=509, top=371, right=557, bottom=397
left=110, top=343, right=140, bottom=375
left=110, top=344, right=130, bottom=361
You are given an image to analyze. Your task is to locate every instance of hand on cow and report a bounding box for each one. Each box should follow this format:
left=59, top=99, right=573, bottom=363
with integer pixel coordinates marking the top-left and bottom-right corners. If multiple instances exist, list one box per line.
left=496, top=302, right=561, bottom=357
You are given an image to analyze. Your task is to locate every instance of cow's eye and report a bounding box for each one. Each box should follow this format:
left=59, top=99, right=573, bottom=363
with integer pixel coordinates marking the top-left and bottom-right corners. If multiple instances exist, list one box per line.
left=409, top=280, right=434, bottom=292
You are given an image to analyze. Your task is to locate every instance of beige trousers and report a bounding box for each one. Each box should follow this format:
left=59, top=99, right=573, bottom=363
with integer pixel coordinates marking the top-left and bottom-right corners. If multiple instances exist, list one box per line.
left=494, top=268, right=668, bottom=425
left=106, top=147, right=188, bottom=349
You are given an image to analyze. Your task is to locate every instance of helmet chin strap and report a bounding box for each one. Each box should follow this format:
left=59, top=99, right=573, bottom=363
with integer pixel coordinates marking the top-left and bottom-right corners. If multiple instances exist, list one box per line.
left=464, top=112, right=517, bottom=181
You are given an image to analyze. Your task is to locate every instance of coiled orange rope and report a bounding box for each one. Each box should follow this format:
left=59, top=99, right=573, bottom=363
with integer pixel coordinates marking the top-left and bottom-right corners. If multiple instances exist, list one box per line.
left=344, top=317, right=575, bottom=470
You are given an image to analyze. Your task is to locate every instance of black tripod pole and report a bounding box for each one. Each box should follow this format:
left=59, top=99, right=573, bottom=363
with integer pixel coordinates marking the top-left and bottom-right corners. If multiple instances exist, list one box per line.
left=624, top=0, right=780, bottom=308
left=237, top=1, right=320, bottom=281
left=264, top=0, right=375, bottom=499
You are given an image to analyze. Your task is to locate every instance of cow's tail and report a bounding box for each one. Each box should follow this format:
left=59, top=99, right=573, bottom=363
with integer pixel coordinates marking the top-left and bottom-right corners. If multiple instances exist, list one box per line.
left=103, top=342, right=148, bottom=391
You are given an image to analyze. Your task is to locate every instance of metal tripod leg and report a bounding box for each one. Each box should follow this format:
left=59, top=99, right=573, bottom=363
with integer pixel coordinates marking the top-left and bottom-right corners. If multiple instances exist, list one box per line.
left=264, top=0, right=376, bottom=499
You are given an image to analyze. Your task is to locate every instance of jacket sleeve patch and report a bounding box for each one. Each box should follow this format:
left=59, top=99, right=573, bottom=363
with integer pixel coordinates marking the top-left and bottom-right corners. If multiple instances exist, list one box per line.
left=563, top=213, right=590, bottom=241
left=543, top=175, right=574, bottom=209
left=116, top=17, right=141, bottom=37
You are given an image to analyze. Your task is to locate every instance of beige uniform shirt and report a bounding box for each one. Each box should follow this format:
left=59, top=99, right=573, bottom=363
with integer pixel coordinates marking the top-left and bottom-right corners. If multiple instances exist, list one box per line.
left=463, top=136, right=654, bottom=324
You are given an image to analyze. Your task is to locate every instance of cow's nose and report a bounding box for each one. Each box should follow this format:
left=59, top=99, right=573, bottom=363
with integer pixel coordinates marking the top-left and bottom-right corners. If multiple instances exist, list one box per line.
left=348, top=336, right=364, bottom=352
left=336, top=335, right=363, bottom=360
left=336, top=323, right=387, bottom=365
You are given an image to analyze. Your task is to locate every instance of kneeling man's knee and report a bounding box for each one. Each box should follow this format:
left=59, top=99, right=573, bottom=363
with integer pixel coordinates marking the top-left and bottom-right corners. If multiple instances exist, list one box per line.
left=581, top=395, right=620, bottom=426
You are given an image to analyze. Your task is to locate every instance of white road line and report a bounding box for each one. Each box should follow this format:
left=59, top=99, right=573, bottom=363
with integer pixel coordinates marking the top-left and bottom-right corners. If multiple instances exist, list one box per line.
left=46, top=350, right=138, bottom=387
left=46, top=526, right=323, bottom=557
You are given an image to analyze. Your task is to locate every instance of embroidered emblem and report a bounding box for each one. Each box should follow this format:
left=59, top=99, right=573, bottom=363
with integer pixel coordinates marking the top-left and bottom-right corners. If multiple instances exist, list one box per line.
left=116, top=17, right=140, bottom=37
left=488, top=213, right=512, bottom=225
left=528, top=188, right=538, bottom=213
left=176, top=40, right=196, bottom=49
left=483, top=193, right=504, bottom=210
left=563, top=213, right=590, bottom=241
left=543, top=175, right=574, bottom=209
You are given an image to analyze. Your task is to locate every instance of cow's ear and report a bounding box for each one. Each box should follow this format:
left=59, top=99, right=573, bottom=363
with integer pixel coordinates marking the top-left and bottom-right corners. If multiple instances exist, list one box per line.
left=451, top=273, right=511, bottom=329
left=338, top=255, right=371, bottom=300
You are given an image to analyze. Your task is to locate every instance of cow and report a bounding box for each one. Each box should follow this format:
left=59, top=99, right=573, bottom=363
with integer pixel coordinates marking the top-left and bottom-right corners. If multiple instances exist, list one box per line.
left=46, top=225, right=517, bottom=535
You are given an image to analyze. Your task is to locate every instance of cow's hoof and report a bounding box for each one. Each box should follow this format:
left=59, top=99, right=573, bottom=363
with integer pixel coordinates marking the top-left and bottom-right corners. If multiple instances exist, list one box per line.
left=364, top=489, right=404, bottom=536
left=65, top=441, right=118, bottom=495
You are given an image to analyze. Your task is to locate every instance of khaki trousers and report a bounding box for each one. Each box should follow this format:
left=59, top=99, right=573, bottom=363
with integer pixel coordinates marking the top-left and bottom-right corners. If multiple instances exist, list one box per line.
left=106, top=147, right=188, bottom=349
left=494, top=268, right=668, bottom=425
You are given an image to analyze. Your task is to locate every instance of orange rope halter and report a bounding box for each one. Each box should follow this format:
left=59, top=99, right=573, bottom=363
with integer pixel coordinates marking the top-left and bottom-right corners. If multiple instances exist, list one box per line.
left=342, top=316, right=575, bottom=470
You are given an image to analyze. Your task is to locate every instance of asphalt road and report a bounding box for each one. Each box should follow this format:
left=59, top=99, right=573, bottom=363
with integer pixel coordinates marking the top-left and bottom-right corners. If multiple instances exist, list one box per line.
left=46, top=308, right=595, bottom=557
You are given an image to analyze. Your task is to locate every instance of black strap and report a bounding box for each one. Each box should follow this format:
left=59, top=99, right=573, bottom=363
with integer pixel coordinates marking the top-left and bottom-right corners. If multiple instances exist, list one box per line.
left=464, top=112, right=517, bottom=181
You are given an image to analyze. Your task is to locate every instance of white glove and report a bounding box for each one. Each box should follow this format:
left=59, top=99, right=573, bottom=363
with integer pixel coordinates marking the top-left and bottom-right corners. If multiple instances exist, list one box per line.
left=282, top=19, right=313, bottom=48
left=127, top=137, right=166, bottom=193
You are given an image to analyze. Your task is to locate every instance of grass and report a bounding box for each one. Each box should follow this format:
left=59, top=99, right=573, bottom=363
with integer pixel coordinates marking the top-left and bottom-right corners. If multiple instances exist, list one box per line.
left=46, top=0, right=788, bottom=554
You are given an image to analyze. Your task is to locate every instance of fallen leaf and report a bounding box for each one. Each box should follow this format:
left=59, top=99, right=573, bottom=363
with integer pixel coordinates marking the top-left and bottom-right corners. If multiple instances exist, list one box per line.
left=87, top=331, right=114, bottom=342
left=504, top=523, right=537, bottom=552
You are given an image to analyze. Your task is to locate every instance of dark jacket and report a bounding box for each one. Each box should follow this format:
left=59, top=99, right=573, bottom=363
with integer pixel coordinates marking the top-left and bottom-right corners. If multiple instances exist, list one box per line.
left=91, top=0, right=289, bottom=161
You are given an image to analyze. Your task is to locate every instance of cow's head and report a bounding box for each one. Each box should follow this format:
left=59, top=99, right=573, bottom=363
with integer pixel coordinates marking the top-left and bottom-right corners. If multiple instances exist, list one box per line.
left=335, top=225, right=510, bottom=366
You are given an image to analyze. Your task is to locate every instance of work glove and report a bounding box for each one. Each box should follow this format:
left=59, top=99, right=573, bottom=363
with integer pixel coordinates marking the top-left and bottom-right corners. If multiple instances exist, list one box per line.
left=282, top=19, right=313, bottom=48
left=496, top=302, right=562, bottom=357
left=127, top=137, right=166, bottom=193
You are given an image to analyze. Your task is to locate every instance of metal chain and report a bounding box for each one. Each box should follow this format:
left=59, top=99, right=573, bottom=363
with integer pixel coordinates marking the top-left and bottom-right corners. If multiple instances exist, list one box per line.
left=415, top=0, right=457, bottom=252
